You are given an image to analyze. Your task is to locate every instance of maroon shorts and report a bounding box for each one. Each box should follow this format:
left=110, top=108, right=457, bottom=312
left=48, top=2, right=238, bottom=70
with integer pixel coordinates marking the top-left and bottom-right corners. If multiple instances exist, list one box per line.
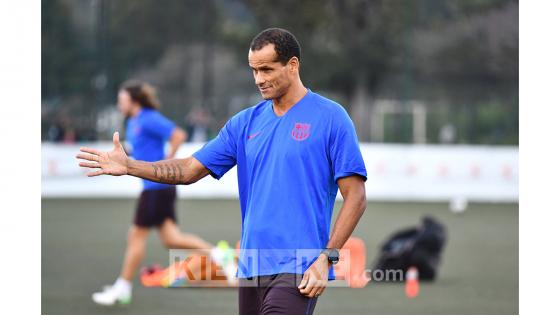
left=134, top=187, right=177, bottom=228
left=238, top=273, right=318, bottom=315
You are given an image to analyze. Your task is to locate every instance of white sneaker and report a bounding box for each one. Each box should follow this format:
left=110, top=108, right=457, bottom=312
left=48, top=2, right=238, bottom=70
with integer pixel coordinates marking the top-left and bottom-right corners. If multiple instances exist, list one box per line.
left=92, top=285, right=131, bottom=306
left=223, top=261, right=237, bottom=286
left=211, top=241, right=237, bottom=285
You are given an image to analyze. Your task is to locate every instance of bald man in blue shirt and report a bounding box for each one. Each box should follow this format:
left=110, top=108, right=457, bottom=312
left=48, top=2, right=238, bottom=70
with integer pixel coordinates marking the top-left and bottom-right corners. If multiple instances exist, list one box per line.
left=78, top=28, right=367, bottom=315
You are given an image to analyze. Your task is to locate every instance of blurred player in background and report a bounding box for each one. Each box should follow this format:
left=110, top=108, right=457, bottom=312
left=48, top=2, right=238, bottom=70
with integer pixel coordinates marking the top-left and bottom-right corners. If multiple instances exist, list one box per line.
left=92, top=80, right=235, bottom=306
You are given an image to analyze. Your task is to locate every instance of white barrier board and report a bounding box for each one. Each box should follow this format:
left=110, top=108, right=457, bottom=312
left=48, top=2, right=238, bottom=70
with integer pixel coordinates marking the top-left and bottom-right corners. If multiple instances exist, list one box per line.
left=42, top=143, right=518, bottom=202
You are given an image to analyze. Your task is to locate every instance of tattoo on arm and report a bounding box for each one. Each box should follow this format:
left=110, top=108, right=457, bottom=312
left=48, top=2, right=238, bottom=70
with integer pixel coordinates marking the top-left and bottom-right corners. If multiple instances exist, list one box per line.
left=152, top=164, right=159, bottom=178
left=172, top=164, right=178, bottom=181
left=177, top=164, right=183, bottom=182
left=165, top=164, right=172, bottom=181
left=150, top=161, right=186, bottom=184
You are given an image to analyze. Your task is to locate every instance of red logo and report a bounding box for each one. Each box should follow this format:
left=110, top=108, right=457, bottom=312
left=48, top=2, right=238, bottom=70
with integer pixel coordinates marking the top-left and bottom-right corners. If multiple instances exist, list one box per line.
left=291, top=123, right=311, bottom=141
left=247, top=131, right=261, bottom=140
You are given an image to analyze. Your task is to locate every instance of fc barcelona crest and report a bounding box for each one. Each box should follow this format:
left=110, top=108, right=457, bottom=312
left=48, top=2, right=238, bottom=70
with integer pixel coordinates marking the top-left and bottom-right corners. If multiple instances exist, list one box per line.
left=291, top=122, right=311, bottom=141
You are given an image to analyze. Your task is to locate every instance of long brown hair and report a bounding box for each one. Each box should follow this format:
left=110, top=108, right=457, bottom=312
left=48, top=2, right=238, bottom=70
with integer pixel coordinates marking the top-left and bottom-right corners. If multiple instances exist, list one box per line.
left=120, top=80, right=161, bottom=110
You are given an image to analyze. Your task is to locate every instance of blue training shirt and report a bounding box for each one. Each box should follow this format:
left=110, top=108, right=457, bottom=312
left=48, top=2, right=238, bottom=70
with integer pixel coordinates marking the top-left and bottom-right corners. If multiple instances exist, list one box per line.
left=126, top=108, right=176, bottom=191
left=193, top=90, right=367, bottom=278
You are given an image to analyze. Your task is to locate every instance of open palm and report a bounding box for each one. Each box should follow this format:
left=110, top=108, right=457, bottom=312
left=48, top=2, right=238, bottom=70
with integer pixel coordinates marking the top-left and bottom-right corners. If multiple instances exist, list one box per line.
left=76, top=132, right=128, bottom=177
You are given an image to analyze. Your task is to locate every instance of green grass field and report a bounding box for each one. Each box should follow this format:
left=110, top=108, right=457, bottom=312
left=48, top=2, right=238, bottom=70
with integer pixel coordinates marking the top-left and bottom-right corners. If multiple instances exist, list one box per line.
left=42, top=198, right=518, bottom=315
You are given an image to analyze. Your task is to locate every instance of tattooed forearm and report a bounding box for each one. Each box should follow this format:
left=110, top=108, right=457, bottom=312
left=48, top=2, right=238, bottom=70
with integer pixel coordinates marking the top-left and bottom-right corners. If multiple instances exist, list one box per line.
left=127, top=156, right=209, bottom=185
left=150, top=162, right=184, bottom=184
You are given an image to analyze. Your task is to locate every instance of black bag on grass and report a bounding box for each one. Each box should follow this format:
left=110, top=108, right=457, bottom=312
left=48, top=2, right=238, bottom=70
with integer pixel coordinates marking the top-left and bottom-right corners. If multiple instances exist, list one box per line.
left=372, top=216, right=447, bottom=281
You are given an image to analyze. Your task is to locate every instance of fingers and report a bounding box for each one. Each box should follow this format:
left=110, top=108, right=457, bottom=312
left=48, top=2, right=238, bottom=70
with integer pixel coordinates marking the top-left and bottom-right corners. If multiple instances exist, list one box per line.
left=300, top=279, right=327, bottom=297
left=308, top=286, right=320, bottom=298
left=299, top=271, right=327, bottom=298
left=298, top=272, right=309, bottom=290
left=87, top=170, right=105, bottom=177
left=301, top=279, right=327, bottom=297
left=79, top=162, right=100, bottom=169
left=76, top=153, right=99, bottom=162
left=298, top=272, right=315, bottom=295
left=113, top=131, right=121, bottom=148
left=299, top=279, right=313, bottom=295
left=79, top=147, right=101, bottom=156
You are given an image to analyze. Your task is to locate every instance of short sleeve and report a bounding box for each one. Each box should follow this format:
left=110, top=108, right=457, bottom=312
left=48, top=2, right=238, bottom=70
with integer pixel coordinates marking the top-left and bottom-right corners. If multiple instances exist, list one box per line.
left=329, top=106, right=368, bottom=182
left=192, top=118, right=238, bottom=180
left=144, top=112, right=176, bottom=140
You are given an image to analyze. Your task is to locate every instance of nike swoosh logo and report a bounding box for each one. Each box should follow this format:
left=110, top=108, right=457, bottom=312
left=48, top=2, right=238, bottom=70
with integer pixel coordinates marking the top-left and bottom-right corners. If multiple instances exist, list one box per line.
left=247, top=131, right=261, bottom=140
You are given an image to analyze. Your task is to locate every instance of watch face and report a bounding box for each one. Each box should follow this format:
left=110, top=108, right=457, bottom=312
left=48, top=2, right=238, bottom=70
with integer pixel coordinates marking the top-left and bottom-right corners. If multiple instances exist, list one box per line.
left=328, top=249, right=339, bottom=264
left=321, top=249, right=340, bottom=264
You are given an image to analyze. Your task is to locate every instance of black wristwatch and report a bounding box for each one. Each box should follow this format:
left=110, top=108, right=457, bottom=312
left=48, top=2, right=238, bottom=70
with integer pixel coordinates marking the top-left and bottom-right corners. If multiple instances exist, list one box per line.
left=320, top=248, right=339, bottom=265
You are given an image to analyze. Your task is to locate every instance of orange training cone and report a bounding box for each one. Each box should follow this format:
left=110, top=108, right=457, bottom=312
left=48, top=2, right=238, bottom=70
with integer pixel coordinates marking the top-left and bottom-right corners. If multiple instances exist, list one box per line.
left=334, top=237, right=370, bottom=288
left=405, top=266, right=419, bottom=298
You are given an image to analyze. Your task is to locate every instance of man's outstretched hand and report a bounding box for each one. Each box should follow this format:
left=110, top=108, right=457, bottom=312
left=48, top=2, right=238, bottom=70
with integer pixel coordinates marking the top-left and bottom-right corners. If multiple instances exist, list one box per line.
left=76, top=131, right=129, bottom=177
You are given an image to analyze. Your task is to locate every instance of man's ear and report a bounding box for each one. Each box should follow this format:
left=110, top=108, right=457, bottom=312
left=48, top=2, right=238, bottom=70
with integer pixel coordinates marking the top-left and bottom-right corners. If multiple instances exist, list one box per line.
left=288, top=56, right=299, bottom=73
